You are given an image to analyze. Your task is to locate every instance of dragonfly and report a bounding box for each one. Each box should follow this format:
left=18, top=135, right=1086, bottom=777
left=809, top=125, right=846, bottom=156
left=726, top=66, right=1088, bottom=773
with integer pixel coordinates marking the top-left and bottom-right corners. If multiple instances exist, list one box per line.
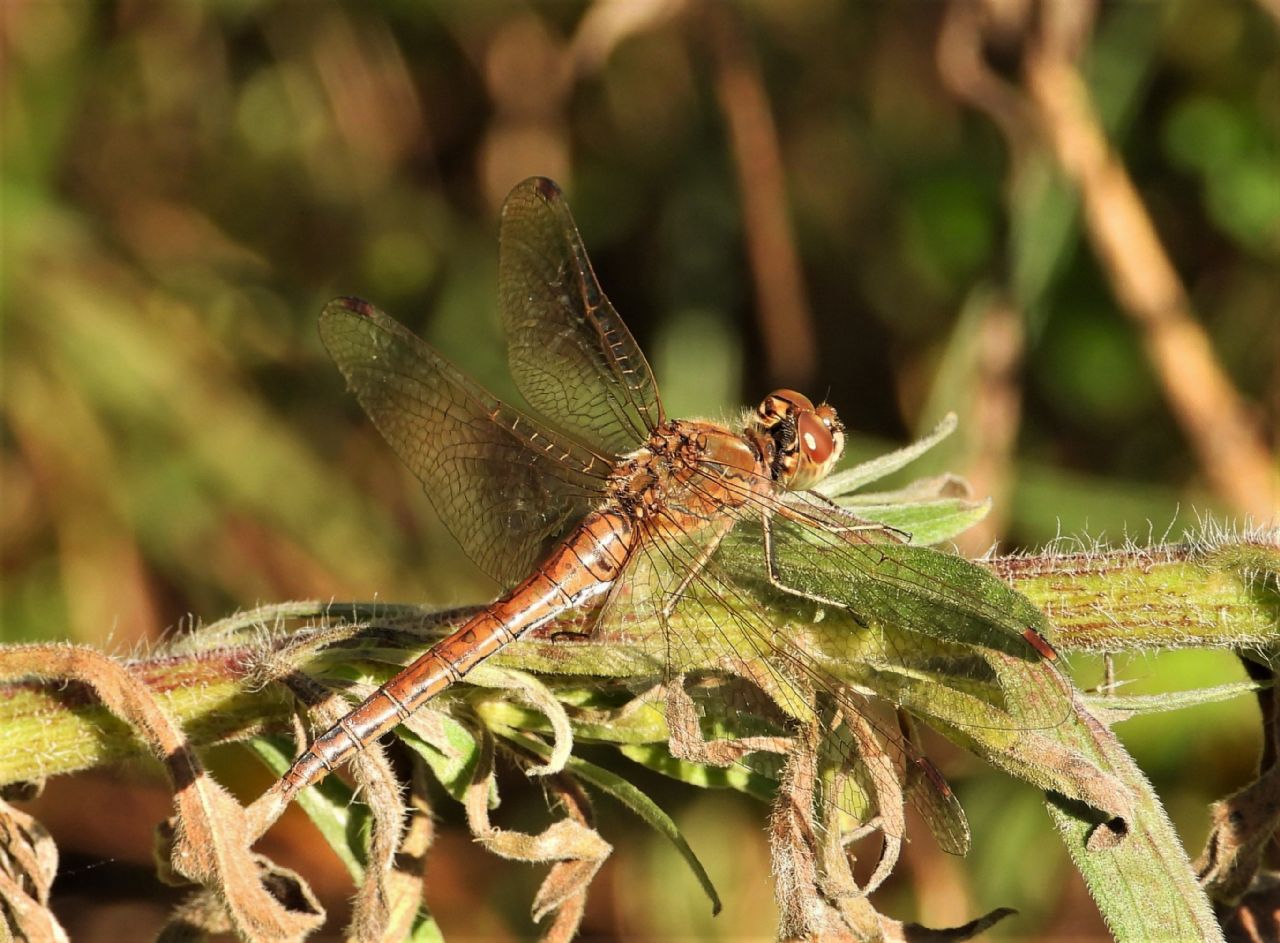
left=279, top=177, right=1066, bottom=859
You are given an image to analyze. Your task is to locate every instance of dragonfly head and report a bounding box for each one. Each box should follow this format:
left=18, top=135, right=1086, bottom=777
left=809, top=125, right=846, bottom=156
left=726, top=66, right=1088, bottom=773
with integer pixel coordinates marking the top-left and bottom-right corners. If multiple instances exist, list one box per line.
left=754, top=389, right=845, bottom=491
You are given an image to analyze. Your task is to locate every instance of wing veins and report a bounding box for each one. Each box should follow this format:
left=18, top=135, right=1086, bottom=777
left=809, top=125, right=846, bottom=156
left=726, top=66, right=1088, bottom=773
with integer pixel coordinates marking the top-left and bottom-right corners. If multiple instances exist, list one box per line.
left=320, top=297, right=609, bottom=587
left=621, top=503, right=968, bottom=853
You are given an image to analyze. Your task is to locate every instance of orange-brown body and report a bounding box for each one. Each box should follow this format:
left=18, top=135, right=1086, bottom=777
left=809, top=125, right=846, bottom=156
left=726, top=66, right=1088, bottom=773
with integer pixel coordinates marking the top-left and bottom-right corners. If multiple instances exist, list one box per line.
left=280, top=421, right=771, bottom=797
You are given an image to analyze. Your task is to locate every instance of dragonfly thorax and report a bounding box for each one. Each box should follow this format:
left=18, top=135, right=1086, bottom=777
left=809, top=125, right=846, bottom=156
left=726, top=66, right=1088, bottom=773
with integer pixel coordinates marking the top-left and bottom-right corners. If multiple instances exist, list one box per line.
left=752, top=389, right=845, bottom=491
left=607, top=420, right=763, bottom=522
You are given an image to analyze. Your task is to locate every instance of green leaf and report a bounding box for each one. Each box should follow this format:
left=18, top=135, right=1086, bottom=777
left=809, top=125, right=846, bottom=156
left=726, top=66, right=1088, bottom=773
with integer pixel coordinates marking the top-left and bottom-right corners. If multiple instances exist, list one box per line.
left=619, top=742, right=774, bottom=803
left=820, top=412, right=957, bottom=495
left=836, top=496, right=991, bottom=547
left=1043, top=724, right=1224, bottom=942
left=1084, top=679, right=1269, bottom=723
left=397, top=713, right=483, bottom=803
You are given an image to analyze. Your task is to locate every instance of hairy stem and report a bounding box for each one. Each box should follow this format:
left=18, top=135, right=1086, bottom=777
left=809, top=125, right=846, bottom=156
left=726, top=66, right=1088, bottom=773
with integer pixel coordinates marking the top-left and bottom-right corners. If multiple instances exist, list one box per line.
left=1, top=532, right=1275, bottom=788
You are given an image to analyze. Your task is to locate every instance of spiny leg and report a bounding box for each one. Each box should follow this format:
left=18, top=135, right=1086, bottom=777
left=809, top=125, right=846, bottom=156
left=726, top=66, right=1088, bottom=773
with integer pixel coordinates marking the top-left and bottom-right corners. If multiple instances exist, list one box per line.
left=788, top=492, right=913, bottom=543
left=642, top=518, right=734, bottom=679
left=658, top=518, right=734, bottom=621
left=757, top=502, right=913, bottom=620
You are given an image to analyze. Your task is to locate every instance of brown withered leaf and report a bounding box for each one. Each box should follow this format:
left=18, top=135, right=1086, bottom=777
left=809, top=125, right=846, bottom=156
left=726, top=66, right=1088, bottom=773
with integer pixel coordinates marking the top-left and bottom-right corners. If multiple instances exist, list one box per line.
left=462, top=727, right=610, bottom=941
left=157, top=862, right=317, bottom=943
left=268, top=674, right=407, bottom=942
left=837, top=710, right=904, bottom=897
left=246, top=671, right=439, bottom=942
left=0, top=797, right=67, bottom=943
left=157, top=888, right=234, bottom=941
left=771, top=719, right=879, bottom=941
left=345, top=723, right=402, bottom=940
left=156, top=746, right=324, bottom=941
left=1217, top=871, right=1280, bottom=943
left=530, top=776, right=604, bottom=943
left=665, top=679, right=793, bottom=766
left=1198, top=656, right=1280, bottom=905
left=379, top=760, right=435, bottom=942
left=1, top=644, right=322, bottom=942
left=535, top=862, right=590, bottom=943
left=769, top=710, right=1009, bottom=943
left=469, top=664, right=576, bottom=776
left=1198, top=762, right=1280, bottom=895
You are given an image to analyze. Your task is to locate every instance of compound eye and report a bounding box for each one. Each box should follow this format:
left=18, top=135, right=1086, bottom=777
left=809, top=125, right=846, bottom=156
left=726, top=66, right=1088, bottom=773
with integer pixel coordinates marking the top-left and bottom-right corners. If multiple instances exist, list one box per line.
left=797, top=411, right=834, bottom=464
left=767, top=389, right=814, bottom=414
left=759, top=390, right=803, bottom=427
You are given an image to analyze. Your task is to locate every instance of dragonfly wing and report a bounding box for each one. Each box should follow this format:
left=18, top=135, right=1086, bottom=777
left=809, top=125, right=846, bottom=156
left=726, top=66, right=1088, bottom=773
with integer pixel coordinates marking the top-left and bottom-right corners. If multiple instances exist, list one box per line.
left=319, top=296, right=610, bottom=588
left=590, top=507, right=971, bottom=854
left=499, top=177, right=663, bottom=454
left=693, top=470, right=1073, bottom=732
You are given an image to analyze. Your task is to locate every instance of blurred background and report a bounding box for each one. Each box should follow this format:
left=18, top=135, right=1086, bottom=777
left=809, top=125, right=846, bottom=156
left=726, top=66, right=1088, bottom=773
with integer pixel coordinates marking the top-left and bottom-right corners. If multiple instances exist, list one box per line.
left=2, top=0, right=1277, bottom=940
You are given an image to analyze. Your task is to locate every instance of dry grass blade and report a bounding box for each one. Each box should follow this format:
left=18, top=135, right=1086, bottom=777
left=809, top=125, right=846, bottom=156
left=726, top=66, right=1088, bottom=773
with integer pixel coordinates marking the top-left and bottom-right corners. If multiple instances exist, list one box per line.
left=0, top=644, right=323, bottom=942
left=704, top=2, right=817, bottom=387
left=1023, top=4, right=1278, bottom=521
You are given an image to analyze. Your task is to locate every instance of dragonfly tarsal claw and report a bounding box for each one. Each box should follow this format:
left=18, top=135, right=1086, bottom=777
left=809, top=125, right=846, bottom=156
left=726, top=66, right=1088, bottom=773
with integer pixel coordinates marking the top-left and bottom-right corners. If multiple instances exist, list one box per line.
left=546, top=625, right=595, bottom=643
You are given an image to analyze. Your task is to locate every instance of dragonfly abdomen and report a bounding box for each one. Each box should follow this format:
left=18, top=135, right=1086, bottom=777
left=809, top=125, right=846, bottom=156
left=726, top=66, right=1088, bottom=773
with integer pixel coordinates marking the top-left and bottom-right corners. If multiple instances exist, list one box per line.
left=279, top=509, right=636, bottom=798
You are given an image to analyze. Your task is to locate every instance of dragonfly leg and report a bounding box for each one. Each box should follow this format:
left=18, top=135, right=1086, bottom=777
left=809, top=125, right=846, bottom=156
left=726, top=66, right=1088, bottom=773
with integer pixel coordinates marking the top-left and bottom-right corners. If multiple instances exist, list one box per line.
left=847, top=520, right=911, bottom=543
left=798, top=492, right=912, bottom=543
left=759, top=508, right=850, bottom=611
left=658, top=519, right=734, bottom=621
left=546, top=615, right=599, bottom=643
left=621, top=519, right=734, bottom=676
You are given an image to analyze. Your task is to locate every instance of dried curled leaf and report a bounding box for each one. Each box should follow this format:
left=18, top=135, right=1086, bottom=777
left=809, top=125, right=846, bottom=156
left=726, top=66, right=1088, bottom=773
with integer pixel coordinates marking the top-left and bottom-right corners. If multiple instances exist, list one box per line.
left=664, top=679, right=793, bottom=766
left=503, top=727, right=723, bottom=916
left=462, top=727, right=610, bottom=941
left=833, top=711, right=904, bottom=897
left=468, top=664, right=575, bottom=775
left=1197, top=656, right=1280, bottom=905
left=1217, top=871, right=1280, bottom=943
left=379, top=761, right=437, bottom=942
left=0, top=644, right=323, bottom=942
left=255, top=674, right=408, bottom=941
left=0, top=796, right=66, bottom=943
left=771, top=720, right=882, bottom=941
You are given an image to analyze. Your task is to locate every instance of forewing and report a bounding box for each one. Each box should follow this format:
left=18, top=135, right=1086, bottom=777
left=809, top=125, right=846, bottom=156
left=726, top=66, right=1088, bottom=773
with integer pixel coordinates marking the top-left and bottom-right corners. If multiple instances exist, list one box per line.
left=499, top=177, right=663, bottom=453
left=678, top=462, right=1073, bottom=733
left=319, top=297, right=610, bottom=588
left=590, top=505, right=971, bottom=855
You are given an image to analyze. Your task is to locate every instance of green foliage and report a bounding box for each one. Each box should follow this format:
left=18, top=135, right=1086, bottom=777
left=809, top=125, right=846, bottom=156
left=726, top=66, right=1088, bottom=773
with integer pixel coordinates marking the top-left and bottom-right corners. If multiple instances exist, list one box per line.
left=2, top=1, right=1276, bottom=939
